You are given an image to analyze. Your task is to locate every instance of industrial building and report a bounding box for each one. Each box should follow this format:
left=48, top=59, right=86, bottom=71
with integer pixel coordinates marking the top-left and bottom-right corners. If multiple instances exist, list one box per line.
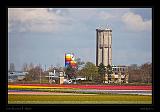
left=96, top=27, right=129, bottom=83
left=96, top=27, right=112, bottom=66
left=104, top=65, right=129, bottom=83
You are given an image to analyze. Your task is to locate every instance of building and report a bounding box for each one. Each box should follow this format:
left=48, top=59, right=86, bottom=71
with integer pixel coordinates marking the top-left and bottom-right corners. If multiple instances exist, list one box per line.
left=96, top=27, right=129, bottom=84
left=45, top=67, right=65, bottom=84
left=96, top=27, right=112, bottom=66
left=104, top=65, right=129, bottom=83
left=8, top=71, right=28, bottom=82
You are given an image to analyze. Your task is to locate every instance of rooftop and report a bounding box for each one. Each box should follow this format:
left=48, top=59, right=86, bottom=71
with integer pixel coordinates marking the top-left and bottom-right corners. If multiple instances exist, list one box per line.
left=96, top=26, right=112, bottom=31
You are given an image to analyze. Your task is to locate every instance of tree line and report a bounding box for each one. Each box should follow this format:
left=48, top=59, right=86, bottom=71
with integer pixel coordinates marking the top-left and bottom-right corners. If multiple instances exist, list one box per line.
left=128, top=62, right=152, bottom=83
left=9, top=60, right=152, bottom=84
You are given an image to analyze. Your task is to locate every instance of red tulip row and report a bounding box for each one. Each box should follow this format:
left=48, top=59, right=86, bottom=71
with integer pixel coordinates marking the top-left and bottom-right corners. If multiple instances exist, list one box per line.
left=9, top=84, right=152, bottom=90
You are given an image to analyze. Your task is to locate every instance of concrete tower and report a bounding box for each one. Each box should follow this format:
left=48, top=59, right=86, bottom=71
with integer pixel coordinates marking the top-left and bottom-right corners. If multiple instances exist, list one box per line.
left=96, top=27, right=112, bottom=66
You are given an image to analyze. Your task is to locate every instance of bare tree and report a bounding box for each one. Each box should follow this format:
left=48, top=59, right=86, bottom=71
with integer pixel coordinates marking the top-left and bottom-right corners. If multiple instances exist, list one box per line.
left=26, top=65, right=42, bottom=81
left=128, top=62, right=152, bottom=83
left=22, top=63, right=28, bottom=72
left=29, top=63, right=34, bottom=71
left=128, top=68, right=141, bottom=83
left=140, top=62, right=152, bottom=83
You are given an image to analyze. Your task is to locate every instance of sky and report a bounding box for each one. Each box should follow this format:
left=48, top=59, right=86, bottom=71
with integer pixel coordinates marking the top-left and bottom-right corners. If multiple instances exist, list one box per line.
left=8, top=8, right=152, bottom=71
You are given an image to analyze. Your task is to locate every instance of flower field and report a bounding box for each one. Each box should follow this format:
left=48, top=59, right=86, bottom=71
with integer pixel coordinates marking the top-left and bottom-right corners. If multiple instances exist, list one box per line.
left=8, top=84, right=152, bottom=90
left=8, top=84, right=152, bottom=104
left=8, top=84, right=67, bottom=89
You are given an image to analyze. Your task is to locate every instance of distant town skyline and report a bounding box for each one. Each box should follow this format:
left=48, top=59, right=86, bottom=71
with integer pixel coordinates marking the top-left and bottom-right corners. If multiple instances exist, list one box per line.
left=8, top=8, right=152, bottom=71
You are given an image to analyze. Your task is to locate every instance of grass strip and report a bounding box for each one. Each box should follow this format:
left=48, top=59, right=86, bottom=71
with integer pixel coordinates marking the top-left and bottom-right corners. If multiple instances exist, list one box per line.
left=8, top=101, right=152, bottom=104
left=8, top=94, right=152, bottom=102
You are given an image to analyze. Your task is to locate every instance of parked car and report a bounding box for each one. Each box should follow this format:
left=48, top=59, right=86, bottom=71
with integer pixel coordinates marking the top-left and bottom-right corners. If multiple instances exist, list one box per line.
left=76, top=76, right=86, bottom=81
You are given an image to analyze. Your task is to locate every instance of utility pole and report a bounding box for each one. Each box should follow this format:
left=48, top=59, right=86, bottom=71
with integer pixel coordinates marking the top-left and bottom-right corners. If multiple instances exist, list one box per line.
left=39, top=64, right=42, bottom=84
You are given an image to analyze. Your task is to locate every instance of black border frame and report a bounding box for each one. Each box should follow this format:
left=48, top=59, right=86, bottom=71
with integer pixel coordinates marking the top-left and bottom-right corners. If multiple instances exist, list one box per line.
left=1, top=0, right=159, bottom=111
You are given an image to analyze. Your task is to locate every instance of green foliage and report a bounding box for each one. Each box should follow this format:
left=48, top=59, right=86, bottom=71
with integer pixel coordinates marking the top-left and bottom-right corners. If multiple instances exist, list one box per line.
left=98, top=63, right=106, bottom=83
left=98, top=63, right=106, bottom=75
left=106, top=64, right=113, bottom=82
left=65, top=57, right=85, bottom=80
left=65, top=64, right=77, bottom=79
left=77, top=62, right=98, bottom=81
left=106, top=64, right=113, bottom=74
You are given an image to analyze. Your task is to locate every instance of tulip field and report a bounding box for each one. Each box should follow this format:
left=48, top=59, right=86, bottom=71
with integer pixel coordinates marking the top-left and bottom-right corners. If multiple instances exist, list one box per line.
left=8, top=84, right=152, bottom=104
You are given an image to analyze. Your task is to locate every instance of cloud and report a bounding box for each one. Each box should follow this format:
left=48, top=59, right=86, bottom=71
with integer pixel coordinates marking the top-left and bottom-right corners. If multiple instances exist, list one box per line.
left=8, top=8, right=99, bottom=33
left=121, top=12, right=152, bottom=32
left=98, top=11, right=115, bottom=20
left=8, top=8, right=72, bottom=33
left=8, top=8, right=152, bottom=33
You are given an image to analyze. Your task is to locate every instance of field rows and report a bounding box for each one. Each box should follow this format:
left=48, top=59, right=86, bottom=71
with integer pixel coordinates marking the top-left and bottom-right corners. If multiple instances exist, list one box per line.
left=8, top=84, right=152, bottom=104
left=8, top=84, right=152, bottom=90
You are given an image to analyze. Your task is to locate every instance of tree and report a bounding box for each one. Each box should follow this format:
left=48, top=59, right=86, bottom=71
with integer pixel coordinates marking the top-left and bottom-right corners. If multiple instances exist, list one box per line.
left=106, top=64, right=113, bottom=83
left=128, top=62, right=152, bottom=83
left=29, top=63, right=34, bottom=71
left=65, top=57, right=85, bottom=80
left=77, top=62, right=98, bottom=81
left=140, top=62, right=152, bottom=83
left=129, top=64, right=138, bottom=70
left=22, top=63, right=28, bottom=72
left=65, top=64, right=77, bottom=79
left=128, top=68, right=141, bottom=83
left=98, top=63, right=106, bottom=83
left=48, top=65, right=54, bottom=72
left=26, top=65, right=43, bottom=82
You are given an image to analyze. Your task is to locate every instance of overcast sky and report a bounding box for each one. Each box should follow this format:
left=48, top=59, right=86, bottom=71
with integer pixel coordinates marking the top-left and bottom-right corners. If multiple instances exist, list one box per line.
left=8, top=8, right=152, bottom=71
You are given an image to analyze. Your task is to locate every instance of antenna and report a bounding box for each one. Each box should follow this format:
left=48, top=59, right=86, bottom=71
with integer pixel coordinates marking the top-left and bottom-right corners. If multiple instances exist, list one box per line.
left=97, top=25, right=100, bottom=29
